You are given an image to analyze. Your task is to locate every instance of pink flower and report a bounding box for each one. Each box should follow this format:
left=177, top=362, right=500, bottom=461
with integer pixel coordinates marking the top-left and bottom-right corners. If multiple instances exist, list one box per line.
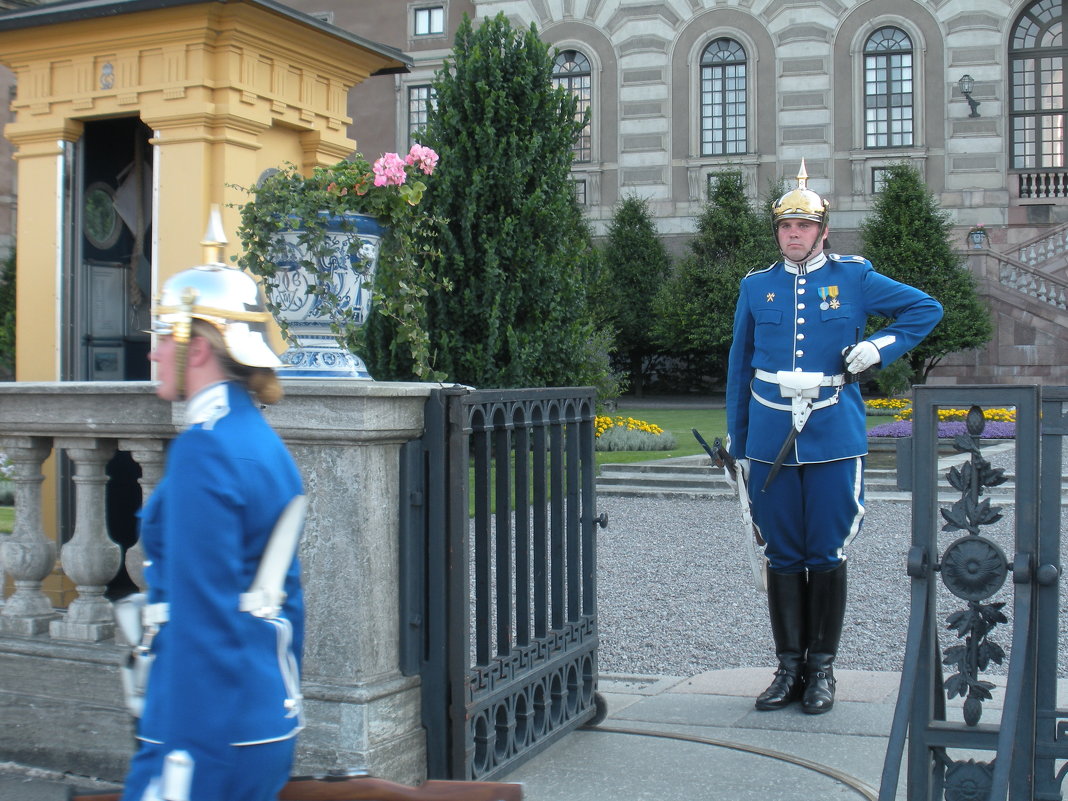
left=405, top=144, right=439, bottom=176
left=373, top=152, right=408, bottom=187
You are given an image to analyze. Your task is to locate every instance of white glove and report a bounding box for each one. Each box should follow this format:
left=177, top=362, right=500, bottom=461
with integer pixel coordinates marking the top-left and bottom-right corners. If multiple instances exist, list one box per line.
left=845, top=340, right=881, bottom=374
left=723, top=458, right=749, bottom=491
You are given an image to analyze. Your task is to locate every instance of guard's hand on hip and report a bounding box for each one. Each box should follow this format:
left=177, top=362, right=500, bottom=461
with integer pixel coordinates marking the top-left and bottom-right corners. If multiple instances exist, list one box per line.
left=845, top=340, right=881, bottom=373
left=723, top=458, right=749, bottom=490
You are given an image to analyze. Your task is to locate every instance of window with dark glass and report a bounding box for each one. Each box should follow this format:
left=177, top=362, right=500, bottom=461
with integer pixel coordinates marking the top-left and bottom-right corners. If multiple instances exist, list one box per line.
left=700, top=38, right=747, bottom=157
left=864, top=27, right=914, bottom=148
left=572, top=179, right=587, bottom=205
left=408, top=85, right=437, bottom=144
left=552, top=50, right=592, bottom=163
left=1010, top=0, right=1066, bottom=169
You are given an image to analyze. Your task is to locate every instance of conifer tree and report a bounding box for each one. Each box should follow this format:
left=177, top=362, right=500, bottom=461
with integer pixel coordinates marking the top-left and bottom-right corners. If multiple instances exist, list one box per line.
left=652, top=172, right=779, bottom=381
left=598, top=195, right=671, bottom=395
left=859, top=163, right=992, bottom=384
left=416, top=13, right=606, bottom=390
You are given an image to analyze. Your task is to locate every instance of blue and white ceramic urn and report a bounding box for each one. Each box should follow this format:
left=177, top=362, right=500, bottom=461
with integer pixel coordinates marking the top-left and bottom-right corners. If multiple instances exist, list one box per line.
left=267, top=212, right=384, bottom=379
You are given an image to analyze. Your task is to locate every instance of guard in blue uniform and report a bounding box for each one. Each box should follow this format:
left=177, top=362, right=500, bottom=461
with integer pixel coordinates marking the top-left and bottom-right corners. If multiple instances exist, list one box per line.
left=725, top=162, right=942, bottom=714
left=121, top=219, right=305, bottom=801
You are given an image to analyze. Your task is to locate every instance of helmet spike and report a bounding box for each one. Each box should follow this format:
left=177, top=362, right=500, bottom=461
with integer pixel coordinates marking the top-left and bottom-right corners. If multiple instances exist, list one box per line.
left=797, top=159, right=809, bottom=191
left=201, top=205, right=228, bottom=267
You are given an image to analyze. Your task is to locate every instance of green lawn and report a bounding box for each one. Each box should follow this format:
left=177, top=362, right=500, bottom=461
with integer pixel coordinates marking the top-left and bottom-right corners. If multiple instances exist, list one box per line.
left=596, top=407, right=726, bottom=467
left=600, top=404, right=894, bottom=468
left=0, top=505, right=12, bottom=534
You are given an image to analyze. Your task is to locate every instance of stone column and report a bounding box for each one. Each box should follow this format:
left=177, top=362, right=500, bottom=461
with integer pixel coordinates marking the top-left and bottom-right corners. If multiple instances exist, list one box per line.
left=0, top=436, right=57, bottom=635
left=118, top=437, right=167, bottom=591
left=49, top=437, right=121, bottom=641
left=267, top=381, right=434, bottom=785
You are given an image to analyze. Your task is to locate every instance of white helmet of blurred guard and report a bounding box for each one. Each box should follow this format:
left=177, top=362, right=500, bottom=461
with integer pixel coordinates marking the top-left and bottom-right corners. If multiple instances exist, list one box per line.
left=151, top=207, right=280, bottom=369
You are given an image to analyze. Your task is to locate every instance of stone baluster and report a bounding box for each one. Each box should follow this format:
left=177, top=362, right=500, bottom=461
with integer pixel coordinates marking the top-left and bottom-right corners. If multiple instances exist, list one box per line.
left=0, top=436, right=58, bottom=635
left=49, top=438, right=121, bottom=642
left=118, top=438, right=168, bottom=591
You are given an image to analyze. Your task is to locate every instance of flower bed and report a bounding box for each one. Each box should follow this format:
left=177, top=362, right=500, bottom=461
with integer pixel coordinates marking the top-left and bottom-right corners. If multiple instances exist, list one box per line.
left=594, top=415, right=677, bottom=451
left=868, top=420, right=1016, bottom=439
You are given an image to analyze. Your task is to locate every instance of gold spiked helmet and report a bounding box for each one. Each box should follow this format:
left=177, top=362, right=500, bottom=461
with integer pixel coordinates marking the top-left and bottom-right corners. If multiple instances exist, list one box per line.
left=151, top=206, right=281, bottom=393
left=771, top=159, right=830, bottom=263
left=772, top=159, right=829, bottom=226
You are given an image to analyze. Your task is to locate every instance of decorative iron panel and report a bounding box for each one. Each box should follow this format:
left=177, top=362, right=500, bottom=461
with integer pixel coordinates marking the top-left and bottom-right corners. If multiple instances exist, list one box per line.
left=402, top=387, right=605, bottom=781
left=879, top=384, right=1068, bottom=801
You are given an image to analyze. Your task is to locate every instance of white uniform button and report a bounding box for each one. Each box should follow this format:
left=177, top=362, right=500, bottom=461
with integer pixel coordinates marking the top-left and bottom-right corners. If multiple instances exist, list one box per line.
left=798, top=317, right=806, bottom=324
left=798, top=303, right=806, bottom=310
left=797, top=333, right=805, bottom=340
left=795, top=350, right=804, bottom=357
left=798, top=278, right=807, bottom=284
left=797, top=288, right=806, bottom=294
left=794, top=367, right=803, bottom=372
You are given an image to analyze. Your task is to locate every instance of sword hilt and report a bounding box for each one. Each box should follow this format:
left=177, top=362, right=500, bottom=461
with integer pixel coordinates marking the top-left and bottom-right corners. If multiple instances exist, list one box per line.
left=692, top=428, right=733, bottom=470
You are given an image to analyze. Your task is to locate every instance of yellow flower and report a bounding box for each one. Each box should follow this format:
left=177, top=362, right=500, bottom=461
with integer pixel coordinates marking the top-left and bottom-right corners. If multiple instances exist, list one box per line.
left=594, top=414, right=665, bottom=438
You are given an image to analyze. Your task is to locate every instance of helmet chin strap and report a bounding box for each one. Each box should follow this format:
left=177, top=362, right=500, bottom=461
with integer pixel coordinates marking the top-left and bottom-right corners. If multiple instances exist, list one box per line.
left=173, top=289, right=197, bottom=402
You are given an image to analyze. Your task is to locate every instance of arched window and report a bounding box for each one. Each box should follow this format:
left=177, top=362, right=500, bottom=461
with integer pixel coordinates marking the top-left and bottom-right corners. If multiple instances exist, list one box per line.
left=1010, top=0, right=1066, bottom=168
left=864, top=27, right=913, bottom=148
left=700, top=38, right=747, bottom=156
left=553, top=50, right=592, bottom=163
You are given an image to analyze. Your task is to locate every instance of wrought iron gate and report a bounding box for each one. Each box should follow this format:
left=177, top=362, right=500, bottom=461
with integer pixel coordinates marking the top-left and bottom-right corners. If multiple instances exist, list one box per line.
left=400, top=386, right=606, bottom=780
left=879, top=384, right=1068, bottom=800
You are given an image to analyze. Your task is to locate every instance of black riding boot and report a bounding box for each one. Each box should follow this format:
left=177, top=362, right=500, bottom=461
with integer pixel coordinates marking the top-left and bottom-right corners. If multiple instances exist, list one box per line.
left=755, top=569, right=807, bottom=711
left=802, top=561, right=848, bottom=714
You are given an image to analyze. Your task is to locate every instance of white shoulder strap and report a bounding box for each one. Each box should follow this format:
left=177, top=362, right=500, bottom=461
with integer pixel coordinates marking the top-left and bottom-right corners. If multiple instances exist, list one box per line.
left=239, top=494, right=308, bottom=618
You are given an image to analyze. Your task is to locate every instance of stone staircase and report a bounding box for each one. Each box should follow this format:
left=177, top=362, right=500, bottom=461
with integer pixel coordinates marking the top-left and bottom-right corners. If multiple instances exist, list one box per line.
left=596, top=447, right=1065, bottom=503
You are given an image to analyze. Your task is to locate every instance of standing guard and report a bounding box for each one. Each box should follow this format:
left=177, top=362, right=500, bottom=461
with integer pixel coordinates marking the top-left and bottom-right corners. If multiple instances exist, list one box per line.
left=724, top=161, right=943, bottom=713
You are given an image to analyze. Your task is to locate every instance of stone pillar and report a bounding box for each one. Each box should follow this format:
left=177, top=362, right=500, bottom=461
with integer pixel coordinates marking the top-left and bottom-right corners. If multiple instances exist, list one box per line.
left=118, top=437, right=167, bottom=591
left=49, top=437, right=121, bottom=641
left=0, top=436, right=57, bottom=635
left=5, top=127, right=81, bottom=381
left=266, top=380, right=434, bottom=784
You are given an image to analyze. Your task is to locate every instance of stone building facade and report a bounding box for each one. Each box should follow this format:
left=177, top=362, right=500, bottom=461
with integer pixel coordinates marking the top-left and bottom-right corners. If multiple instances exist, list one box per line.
left=282, top=0, right=1052, bottom=254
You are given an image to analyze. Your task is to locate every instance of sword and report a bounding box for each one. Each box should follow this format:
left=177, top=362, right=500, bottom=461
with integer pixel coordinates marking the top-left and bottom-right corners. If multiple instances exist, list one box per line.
left=692, top=428, right=767, bottom=592
left=762, top=420, right=803, bottom=492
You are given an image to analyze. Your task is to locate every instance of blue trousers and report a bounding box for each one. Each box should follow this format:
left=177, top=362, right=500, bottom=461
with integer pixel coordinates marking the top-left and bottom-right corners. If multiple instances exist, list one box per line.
left=121, top=737, right=295, bottom=801
left=746, top=457, right=865, bottom=573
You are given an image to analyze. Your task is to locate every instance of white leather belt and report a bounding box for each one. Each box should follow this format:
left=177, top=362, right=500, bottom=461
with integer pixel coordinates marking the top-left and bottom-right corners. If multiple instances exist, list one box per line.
left=752, top=392, right=841, bottom=414
left=754, top=368, right=847, bottom=387
left=752, top=369, right=844, bottom=424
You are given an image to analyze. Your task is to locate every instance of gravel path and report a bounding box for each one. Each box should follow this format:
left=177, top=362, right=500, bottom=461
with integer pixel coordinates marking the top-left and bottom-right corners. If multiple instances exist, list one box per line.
left=594, top=442, right=1068, bottom=679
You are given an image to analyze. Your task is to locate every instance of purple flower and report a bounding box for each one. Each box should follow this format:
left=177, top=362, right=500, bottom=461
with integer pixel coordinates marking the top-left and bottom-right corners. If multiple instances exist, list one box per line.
left=868, top=420, right=1016, bottom=439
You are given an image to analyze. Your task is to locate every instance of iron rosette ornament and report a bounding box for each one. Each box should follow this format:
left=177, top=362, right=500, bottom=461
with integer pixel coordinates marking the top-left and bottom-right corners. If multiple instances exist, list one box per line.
left=938, top=405, right=1010, bottom=727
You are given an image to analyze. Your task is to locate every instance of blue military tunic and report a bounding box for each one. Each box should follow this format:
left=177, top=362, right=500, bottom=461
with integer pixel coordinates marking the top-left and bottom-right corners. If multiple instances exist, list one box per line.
left=122, top=381, right=304, bottom=801
left=726, top=252, right=943, bottom=571
left=727, top=252, right=943, bottom=465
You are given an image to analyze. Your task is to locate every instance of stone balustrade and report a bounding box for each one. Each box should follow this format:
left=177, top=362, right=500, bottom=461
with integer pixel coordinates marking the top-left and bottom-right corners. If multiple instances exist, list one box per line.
left=1015, top=229, right=1068, bottom=269
left=0, top=379, right=436, bottom=784
left=985, top=252, right=1068, bottom=310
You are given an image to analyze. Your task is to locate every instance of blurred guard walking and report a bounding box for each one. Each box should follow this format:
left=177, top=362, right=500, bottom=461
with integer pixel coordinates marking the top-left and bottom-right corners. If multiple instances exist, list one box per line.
left=120, top=211, right=306, bottom=801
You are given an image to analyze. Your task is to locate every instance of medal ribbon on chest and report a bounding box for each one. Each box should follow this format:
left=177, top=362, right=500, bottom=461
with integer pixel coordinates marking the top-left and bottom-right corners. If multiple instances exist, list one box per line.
left=818, top=285, right=840, bottom=310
